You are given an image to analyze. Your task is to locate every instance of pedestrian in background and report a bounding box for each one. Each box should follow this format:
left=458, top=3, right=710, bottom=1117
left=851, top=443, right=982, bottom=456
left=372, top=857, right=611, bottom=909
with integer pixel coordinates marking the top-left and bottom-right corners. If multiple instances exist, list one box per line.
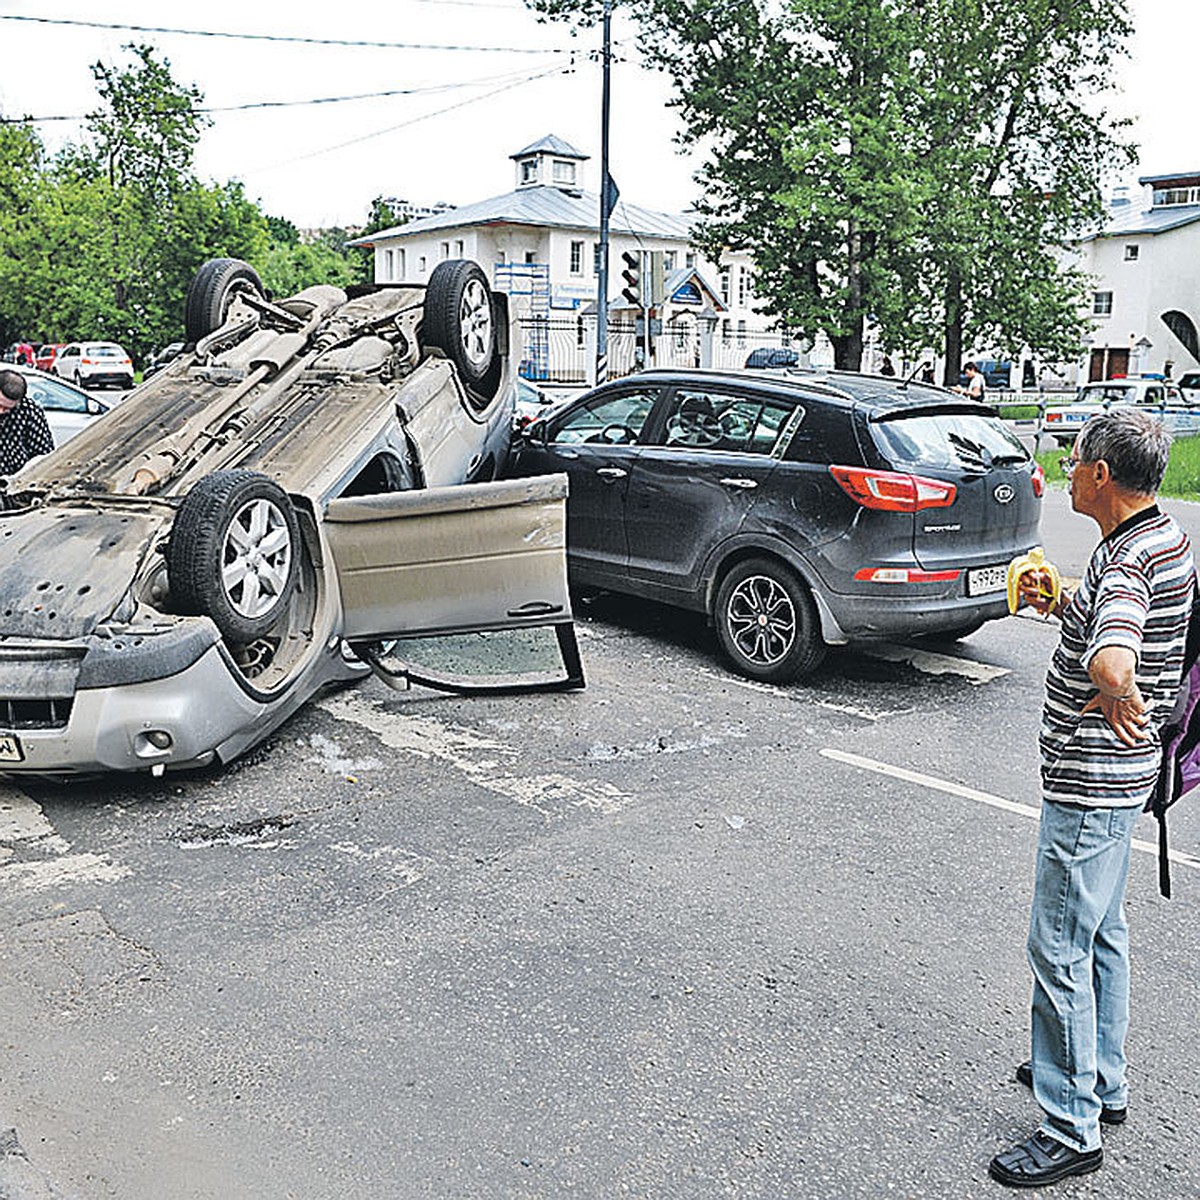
left=990, top=408, right=1193, bottom=1188
left=880, top=354, right=896, bottom=376
left=956, top=361, right=986, bottom=401
left=0, top=369, right=54, bottom=476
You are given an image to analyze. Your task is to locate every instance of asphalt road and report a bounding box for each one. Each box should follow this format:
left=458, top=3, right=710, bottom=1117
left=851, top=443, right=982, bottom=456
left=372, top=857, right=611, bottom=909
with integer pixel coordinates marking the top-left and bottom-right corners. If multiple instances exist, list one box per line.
left=1, top=489, right=1199, bottom=1199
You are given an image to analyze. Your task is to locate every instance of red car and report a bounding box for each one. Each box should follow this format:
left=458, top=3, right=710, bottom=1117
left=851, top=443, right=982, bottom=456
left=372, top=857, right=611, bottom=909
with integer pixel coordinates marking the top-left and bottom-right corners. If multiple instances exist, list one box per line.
left=34, top=343, right=64, bottom=373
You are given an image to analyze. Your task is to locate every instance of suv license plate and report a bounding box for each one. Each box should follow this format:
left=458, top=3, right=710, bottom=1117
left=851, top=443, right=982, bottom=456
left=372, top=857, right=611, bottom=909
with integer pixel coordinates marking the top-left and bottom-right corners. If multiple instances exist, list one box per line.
left=967, top=564, right=1008, bottom=597
left=0, top=733, right=24, bottom=762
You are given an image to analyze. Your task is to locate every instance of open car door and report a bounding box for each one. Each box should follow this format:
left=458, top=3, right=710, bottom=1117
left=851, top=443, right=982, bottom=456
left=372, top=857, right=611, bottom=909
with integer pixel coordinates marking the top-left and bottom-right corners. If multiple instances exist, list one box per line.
left=322, top=474, right=584, bottom=694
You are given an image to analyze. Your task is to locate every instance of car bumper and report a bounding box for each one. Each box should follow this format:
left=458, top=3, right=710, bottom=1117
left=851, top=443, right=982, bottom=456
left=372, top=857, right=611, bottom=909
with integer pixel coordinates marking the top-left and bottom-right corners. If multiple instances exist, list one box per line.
left=814, top=585, right=1011, bottom=643
left=0, top=643, right=275, bottom=777
left=82, top=371, right=132, bottom=386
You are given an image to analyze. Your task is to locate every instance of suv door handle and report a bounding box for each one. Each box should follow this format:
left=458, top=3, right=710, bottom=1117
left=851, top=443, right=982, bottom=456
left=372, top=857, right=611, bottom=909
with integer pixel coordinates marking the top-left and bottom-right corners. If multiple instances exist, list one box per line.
left=719, top=477, right=758, bottom=490
left=596, top=467, right=628, bottom=480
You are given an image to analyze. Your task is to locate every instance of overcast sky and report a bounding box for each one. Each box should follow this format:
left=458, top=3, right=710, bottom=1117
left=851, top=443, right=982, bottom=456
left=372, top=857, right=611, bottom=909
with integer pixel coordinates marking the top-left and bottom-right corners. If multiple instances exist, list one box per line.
left=0, top=1, right=1192, bottom=229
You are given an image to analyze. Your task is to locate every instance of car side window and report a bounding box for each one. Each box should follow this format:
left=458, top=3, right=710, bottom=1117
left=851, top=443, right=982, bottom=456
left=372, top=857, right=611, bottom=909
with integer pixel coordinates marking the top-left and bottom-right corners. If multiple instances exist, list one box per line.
left=551, top=388, right=659, bottom=446
left=21, top=375, right=87, bottom=413
left=661, top=388, right=800, bottom=454
left=1144, top=387, right=1164, bottom=405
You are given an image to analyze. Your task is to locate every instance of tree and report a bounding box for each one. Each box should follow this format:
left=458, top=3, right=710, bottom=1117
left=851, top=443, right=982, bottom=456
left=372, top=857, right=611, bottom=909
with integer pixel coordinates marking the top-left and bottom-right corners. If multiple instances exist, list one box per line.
left=530, top=0, right=1134, bottom=373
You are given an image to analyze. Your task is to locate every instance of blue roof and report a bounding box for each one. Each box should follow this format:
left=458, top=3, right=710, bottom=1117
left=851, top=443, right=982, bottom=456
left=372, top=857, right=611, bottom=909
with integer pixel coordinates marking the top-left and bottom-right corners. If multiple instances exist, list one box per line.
left=349, top=184, right=693, bottom=244
left=1082, top=205, right=1200, bottom=240
left=510, top=134, right=588, bottom=160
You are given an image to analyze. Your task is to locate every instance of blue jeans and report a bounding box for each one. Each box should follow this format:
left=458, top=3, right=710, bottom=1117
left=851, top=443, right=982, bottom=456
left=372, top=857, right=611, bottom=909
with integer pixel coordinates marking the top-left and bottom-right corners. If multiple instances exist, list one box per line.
left=1026, top=799, right=1140, bottom=1152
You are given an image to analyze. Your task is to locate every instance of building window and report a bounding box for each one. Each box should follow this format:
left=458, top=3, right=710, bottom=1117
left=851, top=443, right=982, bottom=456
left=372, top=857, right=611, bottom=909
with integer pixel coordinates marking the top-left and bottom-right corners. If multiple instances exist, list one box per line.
left=521, top=159, right=538, bottom=184
left=1093, top=291, right=1113, bottom=316
left=721, top=319, right=730, bottom=345
left=418, top=255, right=427, bottom=276
left=384, top=249, right=394, bottom=280
left=397, top=249, right=406, bottom=279
left=524, top=250, right=536, bottom=264
left=440, top=241, right=450, bottom=261
left=685, top=253, right=695, bottom=269
left=454, top=239, right=464, bottom=256
left=570, top=241, right=584, bottom=275
left=719, top=267, right=730, bottom=305
left=664, top=251, right=676, bottom=272
left=576, top=315, right=586, bottom=348
left=737, top=268, right=748, bottom=309
left=737, top=319, right=746, bottom=347
left=1124, top=244, right=1139, bottom=261
left=551, top=159, right=577, bottom=185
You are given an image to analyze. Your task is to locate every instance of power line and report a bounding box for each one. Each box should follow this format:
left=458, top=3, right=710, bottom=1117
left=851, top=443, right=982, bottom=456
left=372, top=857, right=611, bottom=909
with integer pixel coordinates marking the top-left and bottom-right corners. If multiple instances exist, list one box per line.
left=254, top=63, right=573, bottom=173
left=0, top=61, right=569, bottom=125
left=0, top=13, right=572, bottom=55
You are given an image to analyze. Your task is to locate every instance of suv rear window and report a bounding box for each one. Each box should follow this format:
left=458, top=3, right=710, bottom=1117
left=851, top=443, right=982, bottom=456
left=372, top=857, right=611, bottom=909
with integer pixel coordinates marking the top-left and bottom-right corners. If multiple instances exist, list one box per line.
left=871, top=412, right=1027, bottom=471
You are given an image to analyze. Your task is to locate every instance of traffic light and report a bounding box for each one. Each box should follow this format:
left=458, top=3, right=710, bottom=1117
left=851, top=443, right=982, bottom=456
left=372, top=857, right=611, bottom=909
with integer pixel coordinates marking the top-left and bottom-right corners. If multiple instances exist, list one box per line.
left=620, top=250, right=642, bottom=307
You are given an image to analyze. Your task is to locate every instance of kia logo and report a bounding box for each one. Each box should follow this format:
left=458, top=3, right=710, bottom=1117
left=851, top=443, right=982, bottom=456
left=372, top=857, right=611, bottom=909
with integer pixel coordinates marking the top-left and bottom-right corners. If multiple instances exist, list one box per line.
left=994, top=484, right=1015, bottom=504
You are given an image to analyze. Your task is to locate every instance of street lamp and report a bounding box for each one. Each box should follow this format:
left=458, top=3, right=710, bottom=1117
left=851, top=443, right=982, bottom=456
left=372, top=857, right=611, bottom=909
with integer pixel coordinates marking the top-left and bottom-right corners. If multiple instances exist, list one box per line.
left=697, top=306, right=718, bottom=369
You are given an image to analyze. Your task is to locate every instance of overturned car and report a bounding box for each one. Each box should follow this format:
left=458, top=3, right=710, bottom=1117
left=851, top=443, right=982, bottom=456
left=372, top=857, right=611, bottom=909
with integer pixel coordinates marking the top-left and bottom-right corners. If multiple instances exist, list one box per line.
left=0, top=258, right=582, bottom=777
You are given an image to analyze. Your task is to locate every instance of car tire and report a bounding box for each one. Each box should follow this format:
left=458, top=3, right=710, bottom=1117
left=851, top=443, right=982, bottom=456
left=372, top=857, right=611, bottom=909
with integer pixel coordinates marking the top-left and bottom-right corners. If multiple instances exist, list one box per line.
left=714, top=558, right=826, bottom=682
left=168, top=470, right=300, bottom=644
left=185, top=258, right=265, bottom=344
left=421, top=259, right=499, bottom=396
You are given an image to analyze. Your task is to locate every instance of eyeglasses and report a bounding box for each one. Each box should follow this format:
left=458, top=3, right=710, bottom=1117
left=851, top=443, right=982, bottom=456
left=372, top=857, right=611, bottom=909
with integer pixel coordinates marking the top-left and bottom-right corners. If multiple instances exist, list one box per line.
left=1060, top=456, right=1082, bottom=477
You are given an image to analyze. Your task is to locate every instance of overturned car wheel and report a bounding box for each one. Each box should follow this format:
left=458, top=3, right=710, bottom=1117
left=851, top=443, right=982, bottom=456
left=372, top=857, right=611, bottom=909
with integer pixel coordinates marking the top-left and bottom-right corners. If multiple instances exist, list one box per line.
left=168, top=471, right=300, bottom=644
left=185, top=258, right=265, bottom=344
left=422, top=259, right=500, bottom=397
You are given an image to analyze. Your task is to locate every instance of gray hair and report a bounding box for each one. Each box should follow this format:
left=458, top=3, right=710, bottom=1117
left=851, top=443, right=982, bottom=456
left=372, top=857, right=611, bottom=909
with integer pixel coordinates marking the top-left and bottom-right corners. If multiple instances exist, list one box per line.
left=1077, top=407, right=1172, bottom=495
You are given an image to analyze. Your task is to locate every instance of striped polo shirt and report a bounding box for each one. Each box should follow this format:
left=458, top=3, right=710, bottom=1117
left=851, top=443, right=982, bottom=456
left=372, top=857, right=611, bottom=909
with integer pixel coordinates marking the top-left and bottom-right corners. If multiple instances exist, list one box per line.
left=1040, top=505, right=1194, bottom=808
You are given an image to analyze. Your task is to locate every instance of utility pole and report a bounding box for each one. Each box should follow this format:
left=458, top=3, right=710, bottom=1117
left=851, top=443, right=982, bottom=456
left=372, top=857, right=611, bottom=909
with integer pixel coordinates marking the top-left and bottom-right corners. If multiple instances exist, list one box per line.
left=595, top=0, right=613, bottom=385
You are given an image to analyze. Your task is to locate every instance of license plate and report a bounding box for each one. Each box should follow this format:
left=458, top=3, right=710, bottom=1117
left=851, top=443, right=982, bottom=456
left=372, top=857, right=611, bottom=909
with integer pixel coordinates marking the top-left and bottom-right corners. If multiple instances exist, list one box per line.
left=967, top=564, right=1008, bottom=597
left=0, top=733, right=24, bottom=762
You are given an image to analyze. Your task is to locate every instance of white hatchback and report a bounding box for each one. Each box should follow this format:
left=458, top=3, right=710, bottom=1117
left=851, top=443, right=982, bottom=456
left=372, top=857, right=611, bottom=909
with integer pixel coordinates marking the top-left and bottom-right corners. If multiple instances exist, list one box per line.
left=52, top=341, right=134, bottom=390
left=6, top=363, right=111, bottom=446
left=1041, top=378, right=1200, bottom=445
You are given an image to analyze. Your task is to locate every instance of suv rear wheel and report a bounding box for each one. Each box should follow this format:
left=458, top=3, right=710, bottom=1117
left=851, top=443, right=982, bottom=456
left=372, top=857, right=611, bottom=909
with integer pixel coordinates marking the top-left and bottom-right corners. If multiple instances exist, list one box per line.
left=714, top=558, right=825, bottom=682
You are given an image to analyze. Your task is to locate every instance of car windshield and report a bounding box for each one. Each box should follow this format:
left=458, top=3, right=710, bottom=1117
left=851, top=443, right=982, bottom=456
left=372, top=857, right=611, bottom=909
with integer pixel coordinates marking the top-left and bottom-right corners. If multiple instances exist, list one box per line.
left=871, top=411, right=1028, bottom=470
left=1076, top=385, right=1136, bottom=404
left=21, top=374, right=93, bottom=413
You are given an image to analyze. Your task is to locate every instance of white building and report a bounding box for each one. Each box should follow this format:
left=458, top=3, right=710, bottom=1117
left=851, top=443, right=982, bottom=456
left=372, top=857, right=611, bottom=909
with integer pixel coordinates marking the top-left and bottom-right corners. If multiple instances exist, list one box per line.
left=348, top=135, right=786, bottom=382
left=1073, top=170, right=1200, bottom=383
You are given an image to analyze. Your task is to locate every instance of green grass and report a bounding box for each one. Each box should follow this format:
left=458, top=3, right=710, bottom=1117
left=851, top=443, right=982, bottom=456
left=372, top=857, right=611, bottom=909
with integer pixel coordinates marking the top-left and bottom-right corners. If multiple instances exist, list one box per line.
left=994, top=403, right=1042, bottom=420
left=1035, top=439, right=1200, bottom=500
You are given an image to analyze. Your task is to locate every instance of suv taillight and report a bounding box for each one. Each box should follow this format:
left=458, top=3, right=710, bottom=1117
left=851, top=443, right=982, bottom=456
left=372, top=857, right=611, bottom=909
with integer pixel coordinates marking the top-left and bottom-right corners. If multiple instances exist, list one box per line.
left=829, top=465, right=956, bottom=512
left=1031, top=461, right=1045, bottom=497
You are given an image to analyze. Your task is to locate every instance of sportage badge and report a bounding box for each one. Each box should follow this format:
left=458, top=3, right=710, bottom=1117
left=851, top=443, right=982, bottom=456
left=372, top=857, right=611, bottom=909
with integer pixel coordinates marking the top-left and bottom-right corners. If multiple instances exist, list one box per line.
left=993, top=483, right=1015, bottom=504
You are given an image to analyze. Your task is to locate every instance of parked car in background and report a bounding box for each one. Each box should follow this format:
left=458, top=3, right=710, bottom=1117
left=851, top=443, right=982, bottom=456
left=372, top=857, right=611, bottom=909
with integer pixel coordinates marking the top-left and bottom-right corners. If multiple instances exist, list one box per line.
left=142, top=341, right=185, bottom=381
left=745, top=347, right=800, bottom=370
left=34, top=343, right=65, bottom=374
left=7, top=363, right=110, bottom=447
left=957, top=359, right=1036, bottom=391
left=509, top=368, right=1042, bottom=681
left=0, top=257, right=581, bottom=778
left=1041, top=377, right=1199, bottom=446
left=1177, top=370, right=1200, bottom=404
left=53, top=341, right=135, bottom=389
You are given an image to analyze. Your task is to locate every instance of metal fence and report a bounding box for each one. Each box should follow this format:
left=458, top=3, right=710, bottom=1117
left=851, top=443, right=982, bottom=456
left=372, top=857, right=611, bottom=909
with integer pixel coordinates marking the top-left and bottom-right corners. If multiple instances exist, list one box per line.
left=514, top=315, right=800, bottom=383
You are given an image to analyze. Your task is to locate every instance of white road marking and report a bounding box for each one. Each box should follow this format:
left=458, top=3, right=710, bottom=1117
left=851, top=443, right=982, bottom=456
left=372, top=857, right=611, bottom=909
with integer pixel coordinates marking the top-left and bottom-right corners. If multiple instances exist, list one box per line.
left=821, top=748, right=1200, bottom=872
left=318, top=693, right=632, bottom=818
left=861, top=644, right=1010, bottom=685
left=697, top=668, right=908, bottom=721
left=0, top=788, right=129, bottom=893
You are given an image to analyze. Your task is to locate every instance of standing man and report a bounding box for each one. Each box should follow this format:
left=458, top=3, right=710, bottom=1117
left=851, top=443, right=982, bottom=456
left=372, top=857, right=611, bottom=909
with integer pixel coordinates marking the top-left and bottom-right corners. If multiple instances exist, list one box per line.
left=0, top=370, right=54, bottom=475
left=956, top=361, right=986, bottom=400
left=990, top=408, right=1194, bottom=1188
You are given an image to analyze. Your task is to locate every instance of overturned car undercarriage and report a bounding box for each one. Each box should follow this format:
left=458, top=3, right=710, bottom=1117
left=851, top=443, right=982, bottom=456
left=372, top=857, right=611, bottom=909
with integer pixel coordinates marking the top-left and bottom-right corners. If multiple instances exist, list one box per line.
left=0, top=258, right=582, bottom=777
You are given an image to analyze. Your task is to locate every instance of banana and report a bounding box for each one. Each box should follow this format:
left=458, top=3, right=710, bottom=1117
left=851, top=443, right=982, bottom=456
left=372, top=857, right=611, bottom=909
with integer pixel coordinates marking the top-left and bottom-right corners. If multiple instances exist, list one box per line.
left=1006, top=546, right=1061, bottom=615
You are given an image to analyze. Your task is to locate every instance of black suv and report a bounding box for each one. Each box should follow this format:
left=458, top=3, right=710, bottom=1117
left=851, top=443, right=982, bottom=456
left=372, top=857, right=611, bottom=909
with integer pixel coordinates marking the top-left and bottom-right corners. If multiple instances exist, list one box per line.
left=509, top=368, right=1043, bottom=681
